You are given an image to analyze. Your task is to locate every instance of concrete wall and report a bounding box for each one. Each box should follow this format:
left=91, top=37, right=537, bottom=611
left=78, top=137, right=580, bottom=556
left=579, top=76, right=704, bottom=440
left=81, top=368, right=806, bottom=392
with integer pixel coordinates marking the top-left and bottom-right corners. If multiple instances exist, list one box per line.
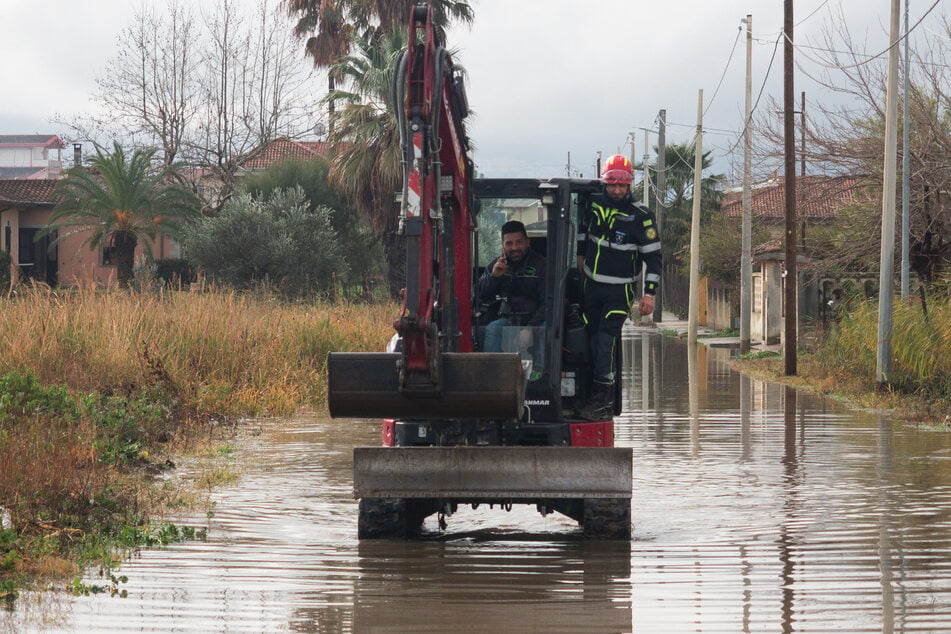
left=750, top=258, right=785, bottom=345
left=699, top=278, right=734, bottom=331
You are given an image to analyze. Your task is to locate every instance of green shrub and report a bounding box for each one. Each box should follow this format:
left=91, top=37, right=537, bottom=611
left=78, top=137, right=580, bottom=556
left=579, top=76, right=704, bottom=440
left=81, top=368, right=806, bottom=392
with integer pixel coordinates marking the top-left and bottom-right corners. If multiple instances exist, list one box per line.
left=154, top=258, right=193, bottom=286
left=0, top=251, right=10, bottom=291
left=241, top=157, right=384, bottom=298
left=181, top=187, right=348, bottom=298
left=0, top=371, right=80, bottom=424
left=81, top=390, right=172, bottom=467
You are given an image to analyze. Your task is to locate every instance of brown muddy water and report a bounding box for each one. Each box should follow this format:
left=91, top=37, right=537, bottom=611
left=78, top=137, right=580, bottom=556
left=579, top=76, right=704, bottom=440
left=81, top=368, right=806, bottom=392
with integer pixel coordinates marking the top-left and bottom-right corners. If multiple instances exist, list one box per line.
left=4, top=328, right=951, bottom=633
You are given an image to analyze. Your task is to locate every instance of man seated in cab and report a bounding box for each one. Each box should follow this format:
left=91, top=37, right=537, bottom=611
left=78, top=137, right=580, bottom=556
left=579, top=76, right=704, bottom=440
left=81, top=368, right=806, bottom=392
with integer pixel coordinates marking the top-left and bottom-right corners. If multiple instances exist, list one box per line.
left=477, top=220, right=546, bottom=352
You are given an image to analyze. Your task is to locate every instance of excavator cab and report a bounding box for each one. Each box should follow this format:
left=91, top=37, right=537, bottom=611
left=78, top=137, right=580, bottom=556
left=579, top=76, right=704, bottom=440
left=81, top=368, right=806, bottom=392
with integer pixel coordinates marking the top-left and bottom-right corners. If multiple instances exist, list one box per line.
left=472, top=178, right=609, bottom=425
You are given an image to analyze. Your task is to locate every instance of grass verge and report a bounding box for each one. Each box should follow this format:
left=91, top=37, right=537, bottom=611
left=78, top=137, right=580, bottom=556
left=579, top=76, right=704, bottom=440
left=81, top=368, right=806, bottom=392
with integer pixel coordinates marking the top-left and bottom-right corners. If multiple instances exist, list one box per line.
left=731, top=293, right=951, bottom=426
left=0, top=288, right=394, bottom=601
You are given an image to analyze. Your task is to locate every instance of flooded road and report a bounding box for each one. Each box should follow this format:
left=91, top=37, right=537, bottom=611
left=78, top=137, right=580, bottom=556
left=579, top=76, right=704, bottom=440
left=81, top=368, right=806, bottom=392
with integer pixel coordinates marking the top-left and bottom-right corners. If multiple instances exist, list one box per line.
left=5, top=328, right=951, bottom=632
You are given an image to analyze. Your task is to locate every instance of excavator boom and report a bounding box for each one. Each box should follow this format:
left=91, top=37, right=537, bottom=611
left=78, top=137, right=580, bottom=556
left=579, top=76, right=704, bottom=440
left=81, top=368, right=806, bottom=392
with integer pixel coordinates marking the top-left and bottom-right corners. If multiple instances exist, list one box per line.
left=326, top=5, right=524, bottom=419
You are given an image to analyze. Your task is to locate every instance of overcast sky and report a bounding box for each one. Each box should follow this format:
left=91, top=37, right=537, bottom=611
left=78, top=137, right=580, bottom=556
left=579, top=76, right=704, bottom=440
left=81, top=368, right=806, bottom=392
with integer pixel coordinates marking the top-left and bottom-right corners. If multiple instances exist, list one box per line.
left=0, top=0, right=945, bottom=184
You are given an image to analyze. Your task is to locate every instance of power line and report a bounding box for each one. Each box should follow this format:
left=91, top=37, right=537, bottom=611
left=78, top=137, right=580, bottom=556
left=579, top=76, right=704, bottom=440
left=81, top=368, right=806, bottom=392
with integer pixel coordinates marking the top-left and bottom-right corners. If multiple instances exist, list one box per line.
left=781, top=0, right=942, bottom=70
left=797, top=0, right=831, bottom=27
left=754, top=0, right=833, bottom=40
left=715, top=31, right=784, bottom=158
left=666, top=122, right=741, bottom=136
left=704, top=26, right=743, bottom=116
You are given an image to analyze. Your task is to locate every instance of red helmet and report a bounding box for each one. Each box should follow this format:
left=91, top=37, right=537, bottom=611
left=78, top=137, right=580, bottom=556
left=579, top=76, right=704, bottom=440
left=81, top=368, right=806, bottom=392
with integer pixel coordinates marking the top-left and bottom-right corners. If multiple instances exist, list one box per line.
left=601, top=154, right=634, bottom=184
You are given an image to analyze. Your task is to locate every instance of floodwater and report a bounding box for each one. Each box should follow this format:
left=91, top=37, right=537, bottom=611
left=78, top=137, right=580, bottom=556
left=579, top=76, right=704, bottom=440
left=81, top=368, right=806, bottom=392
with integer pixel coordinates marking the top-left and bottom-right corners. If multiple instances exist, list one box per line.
left=5, top=327, right=951, bottom=633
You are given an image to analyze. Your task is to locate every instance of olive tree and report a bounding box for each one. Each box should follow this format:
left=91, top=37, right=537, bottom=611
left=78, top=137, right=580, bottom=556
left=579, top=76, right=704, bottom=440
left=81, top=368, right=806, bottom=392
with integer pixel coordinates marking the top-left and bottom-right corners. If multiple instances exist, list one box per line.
left=181, top=187, right=346, bottom=298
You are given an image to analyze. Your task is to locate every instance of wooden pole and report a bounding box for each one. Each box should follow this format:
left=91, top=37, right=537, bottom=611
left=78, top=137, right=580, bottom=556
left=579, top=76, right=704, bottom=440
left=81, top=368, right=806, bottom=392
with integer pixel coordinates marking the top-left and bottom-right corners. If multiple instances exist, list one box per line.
left=783, top=0, right=798, bottom=376
left=653, top=110, right=667, bottom=323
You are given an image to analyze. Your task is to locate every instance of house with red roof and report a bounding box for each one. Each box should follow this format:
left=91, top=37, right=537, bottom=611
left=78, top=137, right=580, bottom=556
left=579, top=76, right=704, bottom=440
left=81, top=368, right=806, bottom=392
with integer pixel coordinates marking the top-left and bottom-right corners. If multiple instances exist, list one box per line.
left=720, top=174, right=867, bottom=227
left=0, top=178, right=180, bottom=288
left=178, top=137, right=329, bottom=212
left=0, top=135, right=327, bottom=288
left=238, top=138, right=328, bottom=172
left=718, top=174, right=874, bottom=343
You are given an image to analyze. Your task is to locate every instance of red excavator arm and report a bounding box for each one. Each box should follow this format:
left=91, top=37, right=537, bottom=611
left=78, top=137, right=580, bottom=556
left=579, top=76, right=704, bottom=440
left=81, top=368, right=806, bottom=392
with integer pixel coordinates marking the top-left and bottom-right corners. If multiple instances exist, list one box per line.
left=326, top=5, right=524, bottom=419
left=394, top=4, right=474, bottom=390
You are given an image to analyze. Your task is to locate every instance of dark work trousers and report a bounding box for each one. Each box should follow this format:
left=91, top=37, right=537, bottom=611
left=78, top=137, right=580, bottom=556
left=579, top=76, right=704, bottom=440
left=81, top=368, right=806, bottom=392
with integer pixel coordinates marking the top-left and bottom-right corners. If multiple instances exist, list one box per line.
left=582, top=278, right=634, bottom=384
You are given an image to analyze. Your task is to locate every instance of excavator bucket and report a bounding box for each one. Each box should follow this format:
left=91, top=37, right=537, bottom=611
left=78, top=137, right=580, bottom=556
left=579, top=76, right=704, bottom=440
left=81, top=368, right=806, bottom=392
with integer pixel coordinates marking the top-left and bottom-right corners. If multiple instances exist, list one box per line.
left=327, top=352, right=526, bottom=420
left=353, top=446, right=633, bottom=499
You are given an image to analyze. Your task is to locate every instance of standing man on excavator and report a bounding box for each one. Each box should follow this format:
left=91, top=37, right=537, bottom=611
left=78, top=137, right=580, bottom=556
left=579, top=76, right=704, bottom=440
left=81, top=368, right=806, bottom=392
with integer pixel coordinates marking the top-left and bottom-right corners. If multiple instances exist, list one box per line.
left=577, top=154, right=662, bottom=420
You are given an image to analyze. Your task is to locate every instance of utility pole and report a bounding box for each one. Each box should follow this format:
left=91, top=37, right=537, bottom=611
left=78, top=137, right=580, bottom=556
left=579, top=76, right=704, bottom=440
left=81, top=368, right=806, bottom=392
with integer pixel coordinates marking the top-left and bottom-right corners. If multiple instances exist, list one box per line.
left=740, top=14, right=753, bottom=354
left=800, top=91, right=808, bottom=251
left=653, top=110, right=666, bottom=323
left=641, top=128, right=651, bottom=318
left=642, top=129, right=651, bottom=202
left=800, top=92, right=806, bottom=177
left=900, top=0, right=911, bottom=297
left=877, top=0, right=901, bottom=386
left=687, top=90, right=703, bottom=347
left=783, top=0, right=798, bottom=376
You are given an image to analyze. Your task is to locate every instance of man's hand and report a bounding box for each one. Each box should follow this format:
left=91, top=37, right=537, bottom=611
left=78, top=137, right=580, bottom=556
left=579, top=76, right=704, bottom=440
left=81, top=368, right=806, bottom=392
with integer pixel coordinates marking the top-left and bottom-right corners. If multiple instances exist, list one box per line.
left=491, top=255, right=509, bottom=278
left=638, top=294, right=655, bottom=317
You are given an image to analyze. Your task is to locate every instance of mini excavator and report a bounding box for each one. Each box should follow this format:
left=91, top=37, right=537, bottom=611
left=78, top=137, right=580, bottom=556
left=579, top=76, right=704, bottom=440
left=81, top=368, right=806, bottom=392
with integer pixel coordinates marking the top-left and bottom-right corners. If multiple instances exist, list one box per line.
left=327, top=5, right=632, bottom=538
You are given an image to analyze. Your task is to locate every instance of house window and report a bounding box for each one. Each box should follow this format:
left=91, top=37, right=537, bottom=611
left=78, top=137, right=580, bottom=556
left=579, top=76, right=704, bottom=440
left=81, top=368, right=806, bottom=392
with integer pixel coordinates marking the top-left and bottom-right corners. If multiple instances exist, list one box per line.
left=102, top=246, right=117, bottom=266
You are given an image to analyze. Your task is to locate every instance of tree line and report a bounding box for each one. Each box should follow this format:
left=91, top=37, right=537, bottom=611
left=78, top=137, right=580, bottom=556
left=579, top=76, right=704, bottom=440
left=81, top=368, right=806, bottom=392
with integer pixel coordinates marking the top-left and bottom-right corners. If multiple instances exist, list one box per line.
left=45, top=1, right=951, bottom=301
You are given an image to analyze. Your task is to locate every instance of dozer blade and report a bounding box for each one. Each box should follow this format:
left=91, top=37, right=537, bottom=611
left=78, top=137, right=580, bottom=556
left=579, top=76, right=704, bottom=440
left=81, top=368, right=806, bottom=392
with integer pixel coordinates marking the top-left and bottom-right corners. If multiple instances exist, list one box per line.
left=353, top=446, right=632, bottom=499
left=327, top=352, right=525, bottom=420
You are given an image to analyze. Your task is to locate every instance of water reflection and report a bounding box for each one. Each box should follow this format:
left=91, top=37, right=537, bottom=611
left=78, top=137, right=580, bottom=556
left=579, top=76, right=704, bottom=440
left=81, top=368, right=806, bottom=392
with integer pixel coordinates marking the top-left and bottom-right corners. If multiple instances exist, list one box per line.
left=5, top=330, right=951, bottom=632
left=290, top=540, right=632, bottom=633
left=623, top=327, right=951, bottom=632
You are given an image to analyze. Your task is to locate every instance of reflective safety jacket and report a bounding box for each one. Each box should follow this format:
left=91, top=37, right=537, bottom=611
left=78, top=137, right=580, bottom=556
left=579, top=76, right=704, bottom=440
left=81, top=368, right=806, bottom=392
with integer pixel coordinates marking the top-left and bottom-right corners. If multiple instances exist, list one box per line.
left=577, top=192, right=662, bottom=293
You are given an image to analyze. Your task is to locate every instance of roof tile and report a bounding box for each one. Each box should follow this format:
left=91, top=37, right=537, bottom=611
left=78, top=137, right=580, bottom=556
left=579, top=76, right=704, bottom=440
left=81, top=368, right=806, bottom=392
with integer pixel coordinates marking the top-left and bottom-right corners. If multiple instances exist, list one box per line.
left=722, top=175, right=869, bottom=221
left=241, top=138, right=328, bottom=170
left=0, top=135, right=65, bottom=149
left=0, top=179, right=61, bottom=205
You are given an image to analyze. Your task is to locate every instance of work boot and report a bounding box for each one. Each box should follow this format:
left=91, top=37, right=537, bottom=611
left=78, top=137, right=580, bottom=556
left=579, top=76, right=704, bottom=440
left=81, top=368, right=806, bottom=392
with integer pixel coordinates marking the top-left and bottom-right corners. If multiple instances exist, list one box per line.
left=576, top=382, right=614, bottom=421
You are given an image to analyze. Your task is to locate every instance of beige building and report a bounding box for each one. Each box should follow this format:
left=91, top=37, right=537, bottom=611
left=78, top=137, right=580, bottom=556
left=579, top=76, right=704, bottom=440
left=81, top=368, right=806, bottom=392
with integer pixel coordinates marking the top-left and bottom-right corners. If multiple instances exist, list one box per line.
left=719, top=175, right=870, bottom=342
left=0, top=135, right=327, bottom=288
left=0, top=179, right=180, bottom=287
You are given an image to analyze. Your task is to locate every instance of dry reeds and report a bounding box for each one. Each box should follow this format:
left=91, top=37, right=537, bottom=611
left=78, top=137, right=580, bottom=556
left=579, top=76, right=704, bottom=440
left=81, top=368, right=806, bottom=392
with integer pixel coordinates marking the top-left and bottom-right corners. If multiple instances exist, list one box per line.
left=0, top=287, right=395, bottom=590
left=816, top=292, right=951, bottom=408
left=0, top=286, right=395, bottom=417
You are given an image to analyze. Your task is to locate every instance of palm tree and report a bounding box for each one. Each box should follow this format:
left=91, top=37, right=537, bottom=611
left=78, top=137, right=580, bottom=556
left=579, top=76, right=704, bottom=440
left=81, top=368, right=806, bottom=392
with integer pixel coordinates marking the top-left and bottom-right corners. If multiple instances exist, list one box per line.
left=648, top=142, right=724, bottom=212
left=643, top=142, right=724, bottom=265
left=286, top=0, right=473, bottom=131
left=286, top=1, right=473, bottom=296
left=43, top=142, right=200, bottom=288
left=287, top=0, right=353, bottom=131
left=325, top=27, right=406, bottom=297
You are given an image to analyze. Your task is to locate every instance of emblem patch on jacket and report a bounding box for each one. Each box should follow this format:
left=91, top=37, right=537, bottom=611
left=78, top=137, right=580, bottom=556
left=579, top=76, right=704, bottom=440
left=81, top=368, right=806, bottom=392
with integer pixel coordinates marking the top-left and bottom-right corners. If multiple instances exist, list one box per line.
left=613, top=231, right=626, bottom=243
left=646, top=228, right=657, bottom=240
